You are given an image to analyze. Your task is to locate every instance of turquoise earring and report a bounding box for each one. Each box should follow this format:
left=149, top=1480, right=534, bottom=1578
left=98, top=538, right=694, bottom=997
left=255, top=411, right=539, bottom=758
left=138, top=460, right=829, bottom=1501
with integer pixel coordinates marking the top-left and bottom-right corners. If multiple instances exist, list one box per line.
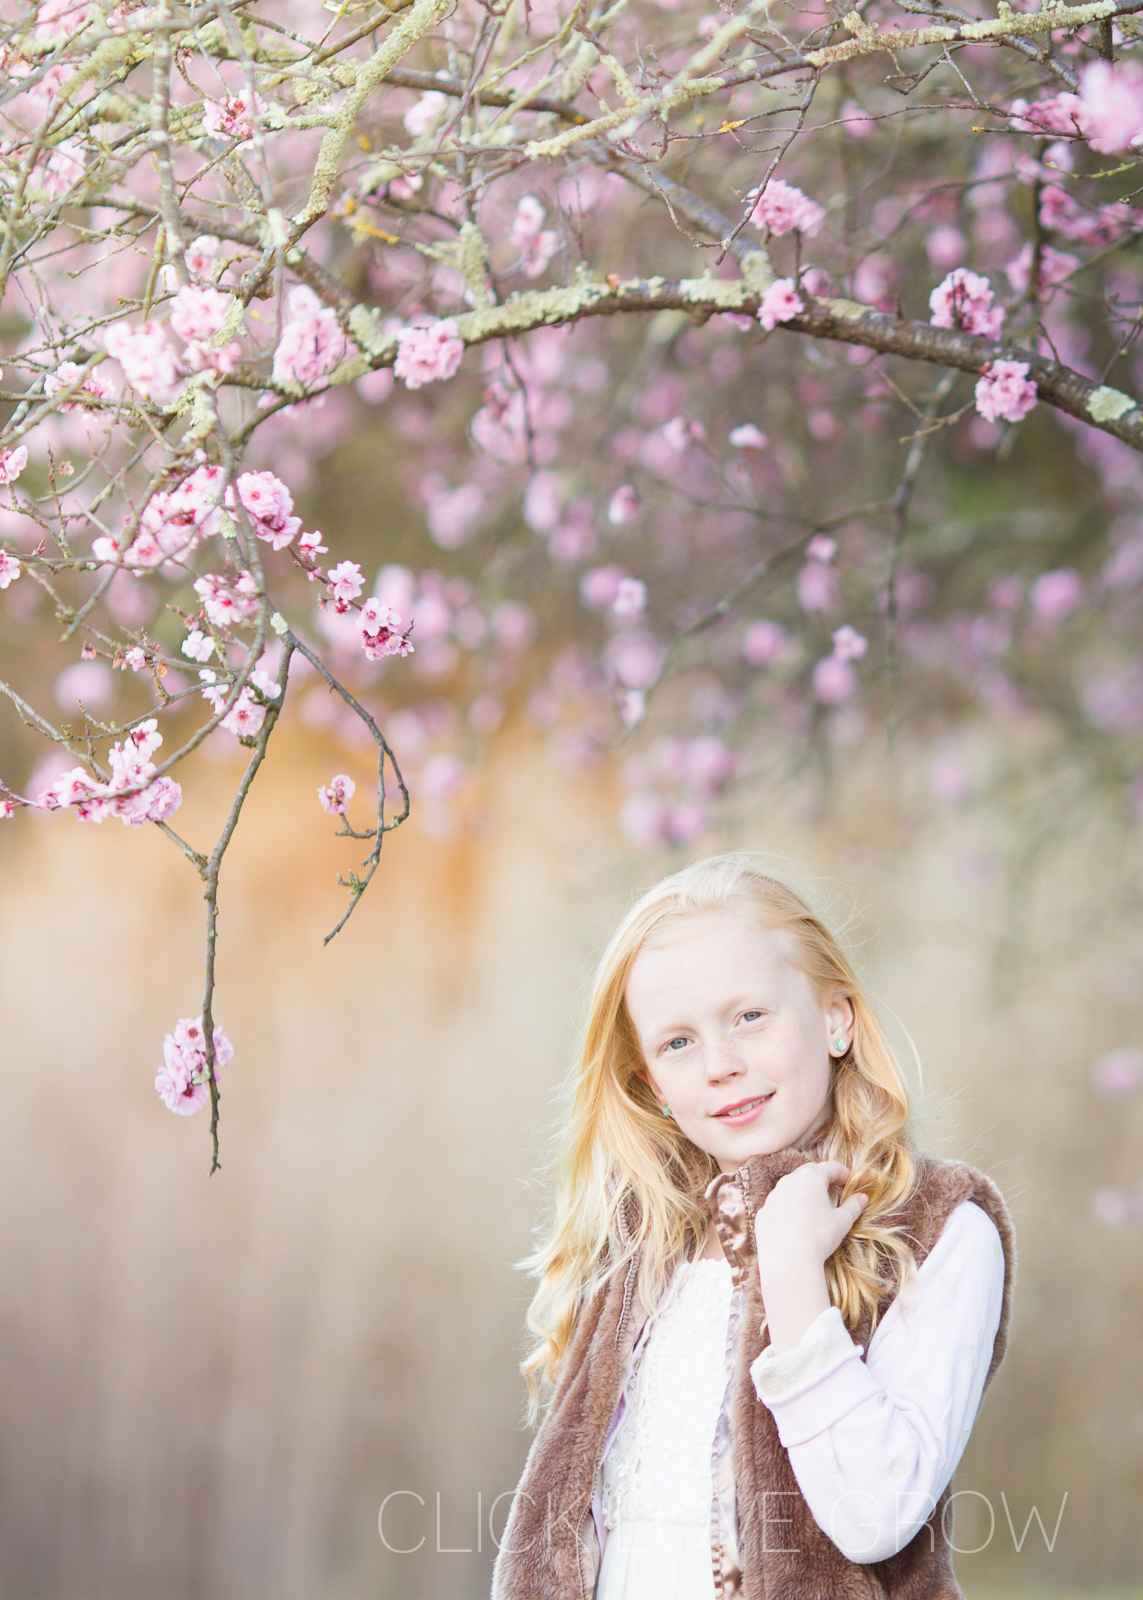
left=661, top=1103, right=672, bottom=1118
left=833, top=1036, right=847, bottom=1052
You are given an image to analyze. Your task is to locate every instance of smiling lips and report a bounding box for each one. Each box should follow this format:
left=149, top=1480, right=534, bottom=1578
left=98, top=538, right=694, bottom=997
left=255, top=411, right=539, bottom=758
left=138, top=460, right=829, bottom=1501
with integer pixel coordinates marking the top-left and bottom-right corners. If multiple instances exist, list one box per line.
left=713, top=1091, right=774, bottom=1125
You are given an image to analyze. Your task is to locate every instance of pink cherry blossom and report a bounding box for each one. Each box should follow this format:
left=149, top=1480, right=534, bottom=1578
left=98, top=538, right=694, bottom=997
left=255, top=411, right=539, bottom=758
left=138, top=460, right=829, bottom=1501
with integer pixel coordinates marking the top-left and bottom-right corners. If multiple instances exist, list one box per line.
left=44, top=360, right=114, bottom=411
left=806, top=534, right=837, bottom=563
left=38, top=138, right=85, bottom=198
left=924, top=226, right=966, bottom=271
left=749, top=180, right=825, bottom=237
left=1010, top=93, right=1082, bottom=136
left=729, top=424, right=768, bottom=450
left=185, top=235, right=220, bottom=279
left=122, top=647, right=147, bottom=671
left=812, top=654, right=858, bottom=702
left=202, top=86, right=266, bottom=142
left=1077, top=60, right=1143, bottom=154
left=580, top=565, right=626, bottom=611
left=662, top=415, right=706, bottom=452
left=236, top=471, right=302, bottom=549
left=394, top=319, right=464, bottom=388
left=318, top=773, right=356, bottom=814
left=607, top=632, right=667, bottom=690
left=359, top=597, right=413, bottom=660
left=181, top=630, right=214, bottom=663
left=0, top=446, right=28, bottom=483
left=607, top=485, right=640, bottom=524
left=271, top=285, right=349, bottom=389
left=169, top=284, right=242, bottom=373
left=0, top=800, right=14, bottom=820
left=221, top=688, right=266, bottom=739
left=742, top=619, right=789, bottom=666
left=1029, top=567, right=1084, bottom=621
left=928, top=269, right=1004, bottom=338
left=618, top=691, right=647, bottom=730
left=423, top=479, right=485, bottom=548
left=0, top=551, right=20, bottom=588
left=327, top=560, right=365, bottom=607
left=613, top=577, right=647, bottom=616
left=103, top=320, right=182, bottom=405
left=757, top=278, right=804, bottom=332
left=1003, top=242, right=1078, bottom=296
left=92, top=463, right=229, bottom=571
left=404, top=89, right=449, bottom=137
left=1091, top=1048, right=1143, bottom=1102
left=297, top=529, right=328, bottom=565
left=193, top=570, right=261, bottom=629
left=831, top=624, right=868, bottom=662
left=974, top=360, right=1037, bottom=424
left=511, top=196, right=559, bottom=278
left=684, top=736, right=736, bottom=794
left=796, top=560, right=840, bottom=614
left=155, top=1015, right=233, bottom=1115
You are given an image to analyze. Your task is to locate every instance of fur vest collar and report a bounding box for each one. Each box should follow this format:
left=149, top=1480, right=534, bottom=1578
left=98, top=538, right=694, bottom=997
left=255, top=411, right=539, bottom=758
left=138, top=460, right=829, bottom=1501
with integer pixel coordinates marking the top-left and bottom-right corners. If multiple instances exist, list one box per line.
left=492, top=1146, right=1018, bottom=1600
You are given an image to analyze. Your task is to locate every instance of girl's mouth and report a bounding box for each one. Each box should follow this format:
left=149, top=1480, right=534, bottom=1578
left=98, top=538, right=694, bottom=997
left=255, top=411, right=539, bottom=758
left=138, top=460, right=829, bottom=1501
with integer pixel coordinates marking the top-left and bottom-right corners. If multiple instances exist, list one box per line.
left=713, top=1092, right=774, bottom=1125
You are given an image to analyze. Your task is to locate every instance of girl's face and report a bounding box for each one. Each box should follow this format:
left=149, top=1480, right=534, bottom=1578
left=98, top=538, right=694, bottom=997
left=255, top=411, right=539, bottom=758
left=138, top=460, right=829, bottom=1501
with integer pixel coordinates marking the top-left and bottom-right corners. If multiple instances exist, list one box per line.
left=624, top=907, right=853, bottom=1174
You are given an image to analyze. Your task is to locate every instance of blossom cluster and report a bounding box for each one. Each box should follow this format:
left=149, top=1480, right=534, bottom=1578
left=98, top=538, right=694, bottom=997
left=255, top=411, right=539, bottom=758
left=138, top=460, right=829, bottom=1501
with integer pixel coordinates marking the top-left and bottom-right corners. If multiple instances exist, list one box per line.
left=154, top=1016, right=235, bottom=1116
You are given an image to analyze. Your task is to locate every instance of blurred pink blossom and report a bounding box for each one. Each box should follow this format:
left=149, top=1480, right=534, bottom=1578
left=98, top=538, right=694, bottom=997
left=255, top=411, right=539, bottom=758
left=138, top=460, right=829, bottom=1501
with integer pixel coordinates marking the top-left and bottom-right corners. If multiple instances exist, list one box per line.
left=511, top=196, right=558, bottom=278
left=394, top=319, right=464, bottom=388
left=796, top=560, right=840, bottom=614
left=44, top=361, right=114, bottom=412
left=0, top=551, right=20, bottom=588
left=55, top=660, right=114, bottom=712
left=1009, top=93, right=1082, bottom=136
left=974, top=361, right=1037, bottom=423
left=608, top=633, right=666, bottom=689
left=1091, top=1185, right=1143, bottom=1226
left=662, top=416, right=706, bottom=452
left=169, top=285, right=241, bottom=373
left=613, top=577, right=647, bottom=617
left=184, top=235, right=220, bottom=279
left=831, top=624, right=868, bottom=662
left=743, top=619, right=789, bottom=666
left=1077, top=59, right=1143, bottom=153
left=749, top=180, right=825, bottom=237
left=812, top=655, right=858, bottom=702
left=1003, top=242, right=1078, bottom=296
left=1091, top=1047, right=1143, bottom=1101
left=729, top=424, right=768, bottom=450
left=271, top=286, right=348, bottom=389
left=0, top=446, right=28, bottom=483
left=318, top=773, right=356, bottom=814
left=618, top=789, right=667, bottom=848
left=491, top=600, right=536, bottom=651
left=423, top=479, right=484, bottom=548
left=924, top=227, right=967, bottom=271
left=607, top=485, right=640, bottom=525
left=1029, top=567, right=1083, bottom=620
left=103, top=320, right=182, bottom=405
left=580, top=565, right=626, bottom=611
left=757, top=278, right=804, bottom=332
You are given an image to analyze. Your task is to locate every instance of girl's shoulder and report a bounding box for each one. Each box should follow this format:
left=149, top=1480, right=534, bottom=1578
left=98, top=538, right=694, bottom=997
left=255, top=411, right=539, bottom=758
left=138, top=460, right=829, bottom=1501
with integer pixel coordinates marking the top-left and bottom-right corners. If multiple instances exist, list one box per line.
left=896, top=1151, right=1016, bottom=1273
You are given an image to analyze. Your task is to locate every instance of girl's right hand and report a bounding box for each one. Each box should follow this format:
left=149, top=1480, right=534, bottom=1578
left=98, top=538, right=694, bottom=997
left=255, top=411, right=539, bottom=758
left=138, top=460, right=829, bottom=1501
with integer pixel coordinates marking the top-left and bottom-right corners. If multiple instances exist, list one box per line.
left=754, top=1160, right=869, bottom=1274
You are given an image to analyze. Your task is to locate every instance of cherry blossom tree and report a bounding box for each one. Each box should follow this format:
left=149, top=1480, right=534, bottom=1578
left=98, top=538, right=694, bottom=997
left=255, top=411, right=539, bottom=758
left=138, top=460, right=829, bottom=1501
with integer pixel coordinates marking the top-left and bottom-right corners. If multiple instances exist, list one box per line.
left=4, top=0, right=1143, bottom=1168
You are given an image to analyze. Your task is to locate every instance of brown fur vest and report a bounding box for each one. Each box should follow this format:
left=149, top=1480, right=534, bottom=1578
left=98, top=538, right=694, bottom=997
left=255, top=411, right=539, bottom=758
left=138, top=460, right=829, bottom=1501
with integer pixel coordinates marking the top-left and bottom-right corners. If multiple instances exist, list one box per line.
left=491, top=1145, right=1018, bottom=1600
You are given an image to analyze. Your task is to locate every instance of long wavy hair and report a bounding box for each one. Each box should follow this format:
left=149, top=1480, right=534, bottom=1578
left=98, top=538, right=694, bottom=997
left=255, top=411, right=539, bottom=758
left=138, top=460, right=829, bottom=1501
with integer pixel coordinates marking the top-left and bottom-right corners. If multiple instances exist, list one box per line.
left=520, top=852, right=926, bottom=1418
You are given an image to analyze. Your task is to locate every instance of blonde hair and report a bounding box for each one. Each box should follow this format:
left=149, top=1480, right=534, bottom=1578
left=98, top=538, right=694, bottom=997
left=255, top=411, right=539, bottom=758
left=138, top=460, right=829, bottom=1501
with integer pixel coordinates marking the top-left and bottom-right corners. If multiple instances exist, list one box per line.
left=520, top=851, right=924, bottom=1417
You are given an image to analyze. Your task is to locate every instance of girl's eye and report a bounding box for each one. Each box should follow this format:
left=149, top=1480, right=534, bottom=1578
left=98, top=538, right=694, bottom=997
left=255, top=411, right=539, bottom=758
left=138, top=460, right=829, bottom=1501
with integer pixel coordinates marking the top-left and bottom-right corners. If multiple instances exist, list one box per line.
left=742, top=1011, right=763, bottom=1022
left=666, top=1037, right=689, bottom=1051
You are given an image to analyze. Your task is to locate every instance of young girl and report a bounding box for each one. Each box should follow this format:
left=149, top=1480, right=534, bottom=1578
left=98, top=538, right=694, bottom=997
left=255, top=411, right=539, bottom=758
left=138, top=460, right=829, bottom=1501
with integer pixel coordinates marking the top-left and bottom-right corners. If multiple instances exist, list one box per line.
left=492, top=853, right=1016, bottom=1600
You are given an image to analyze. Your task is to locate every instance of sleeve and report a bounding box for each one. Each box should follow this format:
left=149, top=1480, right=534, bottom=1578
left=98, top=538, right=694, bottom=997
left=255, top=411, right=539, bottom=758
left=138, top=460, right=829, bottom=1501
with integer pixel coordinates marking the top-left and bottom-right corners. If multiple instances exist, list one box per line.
left=748, top=1198, right=1006, bottom=1564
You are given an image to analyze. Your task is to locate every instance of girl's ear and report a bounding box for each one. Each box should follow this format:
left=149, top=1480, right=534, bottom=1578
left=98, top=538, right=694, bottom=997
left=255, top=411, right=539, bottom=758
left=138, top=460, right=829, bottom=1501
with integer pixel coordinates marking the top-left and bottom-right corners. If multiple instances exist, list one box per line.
left=826, top=993, right=856, bottom=1052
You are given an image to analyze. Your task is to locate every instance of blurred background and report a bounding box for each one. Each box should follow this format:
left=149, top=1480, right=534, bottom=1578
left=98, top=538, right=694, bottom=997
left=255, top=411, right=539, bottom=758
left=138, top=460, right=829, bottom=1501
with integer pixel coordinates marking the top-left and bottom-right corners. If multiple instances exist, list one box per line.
left=1, top=718, right=1141, bottom=1600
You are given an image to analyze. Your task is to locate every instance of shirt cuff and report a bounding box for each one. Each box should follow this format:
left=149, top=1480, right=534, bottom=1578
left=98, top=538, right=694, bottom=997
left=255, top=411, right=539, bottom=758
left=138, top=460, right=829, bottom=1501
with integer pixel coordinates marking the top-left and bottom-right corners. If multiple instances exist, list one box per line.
left=750, top=1305, right=865, bottom=1406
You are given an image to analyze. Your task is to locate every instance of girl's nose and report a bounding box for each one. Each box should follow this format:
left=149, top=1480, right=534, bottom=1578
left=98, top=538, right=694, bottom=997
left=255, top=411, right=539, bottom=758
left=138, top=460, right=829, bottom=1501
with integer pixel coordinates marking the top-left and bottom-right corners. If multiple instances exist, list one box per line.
left=706, top=1035, right=746, bottom=1080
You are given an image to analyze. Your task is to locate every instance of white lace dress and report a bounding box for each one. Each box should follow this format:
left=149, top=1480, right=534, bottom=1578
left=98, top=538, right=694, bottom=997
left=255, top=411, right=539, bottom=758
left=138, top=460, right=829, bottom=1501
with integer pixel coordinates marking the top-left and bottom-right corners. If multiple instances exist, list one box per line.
left=596, top=1256, right=734, bottom=1600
